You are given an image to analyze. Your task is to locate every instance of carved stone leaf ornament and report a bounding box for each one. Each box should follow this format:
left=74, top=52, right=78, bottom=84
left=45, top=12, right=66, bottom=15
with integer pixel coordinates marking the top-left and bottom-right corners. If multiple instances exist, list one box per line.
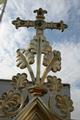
left=24, top=49, right=35, bottom=64
left=0, top=90, right=23, bottom=116
left=47, top=76, right=63, bottom=92
left=16, top=49, right=27, bottom=69
left=28, top=39, right=37, bottom=54
left=16, top=49, right=35, bottom=83
left=43, top=52, right=53, bottom=66
left=41, top=50, right=61, bottom=84
left=16, top=49, right=35, bottom=68
left=51, top=50, right=61, bottom=72
left=43, top=50, right=61, bottom=72
left=29, top=37, right=52, bottom=54
left=41, top=40, right=52, bottom=54
left=56, top=95, right=74, bottom=114
left=12, top=73, right=28, bottom=90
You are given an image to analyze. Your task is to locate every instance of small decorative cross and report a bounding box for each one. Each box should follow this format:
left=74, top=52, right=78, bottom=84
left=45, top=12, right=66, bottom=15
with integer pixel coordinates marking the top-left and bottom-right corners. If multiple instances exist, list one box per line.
left=12, top=8, right=68, bottom=34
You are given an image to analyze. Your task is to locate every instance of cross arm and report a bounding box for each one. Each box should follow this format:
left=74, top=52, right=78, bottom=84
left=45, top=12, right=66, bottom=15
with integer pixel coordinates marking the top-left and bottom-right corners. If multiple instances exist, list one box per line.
left=12, top=17, right=35, bottom=29
left=45, top=20, right=68, bottom=32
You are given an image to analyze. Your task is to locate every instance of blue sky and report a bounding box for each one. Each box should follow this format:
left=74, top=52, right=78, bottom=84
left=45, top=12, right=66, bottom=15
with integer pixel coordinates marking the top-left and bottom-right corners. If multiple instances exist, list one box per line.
left=0, top=0, right=80, bottom=119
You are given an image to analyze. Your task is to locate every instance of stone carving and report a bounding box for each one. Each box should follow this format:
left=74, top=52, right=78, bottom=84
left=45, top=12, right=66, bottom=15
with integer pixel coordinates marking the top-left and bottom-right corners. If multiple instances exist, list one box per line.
left=41, top=50, right=61, bottom=84
left=47, top=76, right=63, bottom=92
left=12, top=73, right=28, bottom=90
left=28, top=38, right=52, bottom=54
left=43, top=50, right=61, bottom=72
left=16, top=49, right=28, bottom=69
left=47, top=76, right=63, bottom=112
left=0, top=90, right=23, bottom=116
left=16, top=49, right=35, bottom=83
left=23, top=49, right=35, bottom=64
left=56, top=95, right=74, bottom=118
left=28, top=85, right=48, bottom=96
left=16, top=49, right=35, bottom=68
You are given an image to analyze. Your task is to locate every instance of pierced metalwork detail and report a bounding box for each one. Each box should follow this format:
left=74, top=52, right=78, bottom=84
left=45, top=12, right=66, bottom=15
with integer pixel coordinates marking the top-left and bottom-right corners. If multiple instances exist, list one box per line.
left=56, top=95, right=74, bottom=118
left=47, top=76, right=63, bottom=92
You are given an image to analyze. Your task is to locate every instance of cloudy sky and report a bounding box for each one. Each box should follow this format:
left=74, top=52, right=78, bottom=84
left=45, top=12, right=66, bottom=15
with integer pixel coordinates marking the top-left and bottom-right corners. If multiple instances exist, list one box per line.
left=0, top=0, right=80, bottom=119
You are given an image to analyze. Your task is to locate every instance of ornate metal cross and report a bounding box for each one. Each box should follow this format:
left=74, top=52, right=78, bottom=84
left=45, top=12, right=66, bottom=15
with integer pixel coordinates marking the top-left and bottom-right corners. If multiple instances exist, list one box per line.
left=12, top=8, right=67, bottom=33
left=12, top=8, right=68, bottom=86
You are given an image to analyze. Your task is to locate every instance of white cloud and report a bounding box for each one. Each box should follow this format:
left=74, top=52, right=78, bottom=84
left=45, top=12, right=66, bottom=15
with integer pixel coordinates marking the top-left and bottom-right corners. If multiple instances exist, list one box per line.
left=73, top=0, right=80, bottom=10
left=5, top=0, right=71, bottom=21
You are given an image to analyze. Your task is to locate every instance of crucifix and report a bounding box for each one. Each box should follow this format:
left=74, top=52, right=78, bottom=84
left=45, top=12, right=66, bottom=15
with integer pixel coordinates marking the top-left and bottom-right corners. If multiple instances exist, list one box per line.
left=12, top=8, right=68, bottom=85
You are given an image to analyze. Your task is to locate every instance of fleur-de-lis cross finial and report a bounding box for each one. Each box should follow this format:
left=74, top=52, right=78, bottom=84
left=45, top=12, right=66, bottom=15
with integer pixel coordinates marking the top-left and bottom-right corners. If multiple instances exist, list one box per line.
left=34, top=8, right=47, bottom=20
